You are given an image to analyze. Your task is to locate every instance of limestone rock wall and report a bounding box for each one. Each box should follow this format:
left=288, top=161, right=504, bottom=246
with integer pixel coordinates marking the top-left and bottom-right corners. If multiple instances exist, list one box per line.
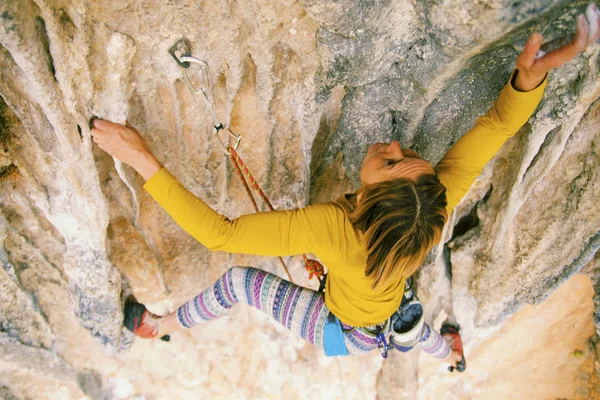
left=0, top=0, right=598, bottom=398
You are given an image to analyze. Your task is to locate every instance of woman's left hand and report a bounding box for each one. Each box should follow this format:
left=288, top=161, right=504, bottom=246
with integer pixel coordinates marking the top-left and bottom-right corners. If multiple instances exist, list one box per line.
left=514, top=3, right=600, bottom=91
left=91, top=119, right=162, bottom=181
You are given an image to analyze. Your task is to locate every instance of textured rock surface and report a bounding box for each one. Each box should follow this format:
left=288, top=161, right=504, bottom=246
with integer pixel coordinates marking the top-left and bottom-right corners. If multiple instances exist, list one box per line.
left=416, top=274, right=599, bottom=400
left=0, top=0, right=598, bottom=398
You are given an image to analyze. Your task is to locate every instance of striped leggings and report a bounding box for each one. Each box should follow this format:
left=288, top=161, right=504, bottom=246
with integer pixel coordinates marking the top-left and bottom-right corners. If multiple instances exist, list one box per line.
left=177, top=266, right=449, bottom=357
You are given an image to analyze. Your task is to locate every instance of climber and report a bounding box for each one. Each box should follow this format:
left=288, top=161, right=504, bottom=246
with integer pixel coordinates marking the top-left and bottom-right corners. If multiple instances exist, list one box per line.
left=90, top=5, right=600, bottom=366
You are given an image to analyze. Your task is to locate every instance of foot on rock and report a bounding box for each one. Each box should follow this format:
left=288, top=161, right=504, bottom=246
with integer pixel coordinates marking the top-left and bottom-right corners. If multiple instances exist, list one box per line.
left=441, top=323, right=466, bottom=373
left=124, top=302, right=170, bottom=341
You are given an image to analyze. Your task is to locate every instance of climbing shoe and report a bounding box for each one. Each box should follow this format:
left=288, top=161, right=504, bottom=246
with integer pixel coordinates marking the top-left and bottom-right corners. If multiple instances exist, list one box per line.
left=124, top=302, right=170, bottom=341
left=441, top=323, right=466, bottom=372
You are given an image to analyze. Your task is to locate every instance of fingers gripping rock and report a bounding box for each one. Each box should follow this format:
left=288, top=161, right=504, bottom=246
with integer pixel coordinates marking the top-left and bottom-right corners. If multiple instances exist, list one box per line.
left=586, top=3, right=600, bottom=44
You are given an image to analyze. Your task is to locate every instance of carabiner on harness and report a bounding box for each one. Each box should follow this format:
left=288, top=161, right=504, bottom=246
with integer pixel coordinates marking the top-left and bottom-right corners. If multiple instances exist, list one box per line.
left=376, top=331, right=390, bottom=359
left=368, top=318, right=391, bottom=359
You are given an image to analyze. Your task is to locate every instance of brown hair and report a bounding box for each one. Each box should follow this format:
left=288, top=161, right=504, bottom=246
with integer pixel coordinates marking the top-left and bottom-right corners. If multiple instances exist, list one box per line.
left=348, top=175, right=448, bottom=289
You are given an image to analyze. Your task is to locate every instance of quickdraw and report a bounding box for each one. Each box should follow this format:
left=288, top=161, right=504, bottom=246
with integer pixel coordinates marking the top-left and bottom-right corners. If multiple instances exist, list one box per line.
left=168, top=38, right=240, bottom=155
left=169, top=38, right=325, bottom=285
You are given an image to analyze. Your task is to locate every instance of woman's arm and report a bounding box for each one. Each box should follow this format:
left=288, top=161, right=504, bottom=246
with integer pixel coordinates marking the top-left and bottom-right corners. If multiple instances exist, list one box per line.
left=435, top=70, right=547, bottom=214
left=436, top=7, right=600, bottom=215
left=90, top=120, right=345, bottom=257
left=143, top=167, right=343, bottom=256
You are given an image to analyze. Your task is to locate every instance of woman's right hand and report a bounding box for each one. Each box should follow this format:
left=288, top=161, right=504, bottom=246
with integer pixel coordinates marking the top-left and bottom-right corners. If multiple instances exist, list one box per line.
left=91, top=119, right=162, bottom=181
left=514, top=3, right=600, bottom=91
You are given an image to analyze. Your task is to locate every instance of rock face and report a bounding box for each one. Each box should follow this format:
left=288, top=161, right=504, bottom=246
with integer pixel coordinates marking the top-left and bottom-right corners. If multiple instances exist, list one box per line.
left=0, top=0, right=598, bottom=398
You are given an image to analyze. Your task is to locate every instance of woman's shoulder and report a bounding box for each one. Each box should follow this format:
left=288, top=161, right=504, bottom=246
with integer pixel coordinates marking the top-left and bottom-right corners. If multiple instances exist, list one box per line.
left=306, top=200, right=364, bottom=262
left=331, top=192, right=358, bottom=215
left=304, top=201, right=348, bottom=224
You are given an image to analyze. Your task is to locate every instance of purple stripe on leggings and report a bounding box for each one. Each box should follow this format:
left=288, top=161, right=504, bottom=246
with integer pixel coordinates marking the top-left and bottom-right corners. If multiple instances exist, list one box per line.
left=350, top=328, right=378, bottom=346
left=300, top=292, right=317, bottom=340
left=252, top=271, right=267, bottom=309
left=273, top=280, right=288, bottom=321
left=183, top=301, right=194, bottom=324
left=195, top=292, right=218, bottom=319
left=283, top=285, right=299, bottom=329
left=223, top=268, right=238, bottom=304
left=307, top=296, right=324, bottom=343
left=422, top=331, right=442, bottom=352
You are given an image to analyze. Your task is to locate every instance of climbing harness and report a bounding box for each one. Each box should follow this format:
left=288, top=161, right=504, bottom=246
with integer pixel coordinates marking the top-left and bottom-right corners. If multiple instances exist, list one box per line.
left=169, top=38, right=325, bottom=284
left=345, top=277, right=467, bottom=368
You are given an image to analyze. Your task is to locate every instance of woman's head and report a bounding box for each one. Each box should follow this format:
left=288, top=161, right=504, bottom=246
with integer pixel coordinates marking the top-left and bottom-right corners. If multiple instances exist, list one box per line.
left=351, top=141, right=448, bottom=288
left=360, top=141, right=435, bottom=185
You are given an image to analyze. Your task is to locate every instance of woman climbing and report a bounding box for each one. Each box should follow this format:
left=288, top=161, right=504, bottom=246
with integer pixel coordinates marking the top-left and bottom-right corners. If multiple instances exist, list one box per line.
left=91, top=5, right=600, bottom=367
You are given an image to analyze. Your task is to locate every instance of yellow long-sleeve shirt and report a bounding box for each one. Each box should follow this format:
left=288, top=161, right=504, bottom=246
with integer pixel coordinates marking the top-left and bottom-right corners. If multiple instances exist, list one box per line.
left=144, top=72, right=547, bottom=327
